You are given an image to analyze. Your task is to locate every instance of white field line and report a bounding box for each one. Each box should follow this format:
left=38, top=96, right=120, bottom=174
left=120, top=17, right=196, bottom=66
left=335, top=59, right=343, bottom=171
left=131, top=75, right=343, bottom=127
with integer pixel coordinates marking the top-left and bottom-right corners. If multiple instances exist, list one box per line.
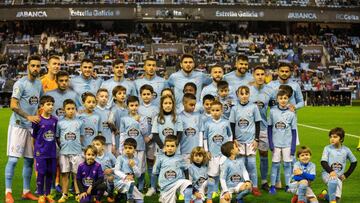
left=298, top=123, right=360, bottom=139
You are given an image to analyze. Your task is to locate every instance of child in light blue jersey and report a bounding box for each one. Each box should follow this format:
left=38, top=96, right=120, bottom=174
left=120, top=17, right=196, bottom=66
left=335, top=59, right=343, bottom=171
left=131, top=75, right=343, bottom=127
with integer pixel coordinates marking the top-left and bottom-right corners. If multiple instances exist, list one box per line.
left=110, top=85, right=128, bottom=156
left=114, top=138, right=144, bottom=203
left=217, top=81, right=235, bottom=120
left=138, top=85, right=159, bottom=197
left=78, top=92, right=102, bottom=149
left=56, top=99, right=84, bottom=202
left=189, top=147, right=214, bottom=203
left=288, top=146, right=318, bottom=203
left=268, top=90, right=297, bottom=194
left=119, top=96, right=149, bottom=192
left=220, top=141, right=251, bottom=203
left=177, top=82, right=203, bottom=113
left=230, top=85, right=262, bottom=196
left=92, top=136, right=117, bottom=203
left=179, top=93, right=203, bottom=163
left=320, top=128, right=357, bottom=203
left=95, top=88, right=115, bottom=152
left=202, top=100, right=233, bottom=199
left=201, top=94, right=215, bottom=122
left=153, top=135, right=193, bottom=203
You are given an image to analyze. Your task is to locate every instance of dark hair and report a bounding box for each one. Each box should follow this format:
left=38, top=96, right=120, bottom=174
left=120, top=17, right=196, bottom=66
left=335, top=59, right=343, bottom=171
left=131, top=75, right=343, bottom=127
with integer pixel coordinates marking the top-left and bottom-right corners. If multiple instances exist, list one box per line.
left=113, top=59, right=124, bottom=67
left=48, top=55, right=60, bottom=62
left=279, top=85, right=293, bottom=98
left=140, top=84, right=154, bottom=94
left=93, top=136, right=106, bottom=146
left=183, top=82, right=197, bottom=93
left=56, top=70, right=69, bottom=81
left=144, top=57, right=157, bottom=64
left=183, top=93, right=196, bottom=102
left=236, top=85, right=250, bottom=95
left=28, top=55, right=41, bottom=63
left=180, top=54, right=194, bottom=63
left=164, top=135, right=178, bottom=145
left=81, top=92, right=96, bottom=103
left=253, top=66, right=265, bottom=72
left=40, top=95, right=55, bottom=106
left=202, top=94, right=215, bottom=104
left=97, top=88, right=108, bottom=95
left=221, top=141, right=235, bottom=158
left=278, top=62, right=293, bottom=71
left=236, top=54, right=248, bottom=62
left=127, top=95, right=139, bottom=106
left=217, top=80, right=229, bottom=90
left=277, top=89, right=291, bottom=98
left=210, top=64, right=223, bottom=72
left=81, top=58, right=93, bottom=66
left=63, top=99, right=76, bottom=108
left=190, top=147, right=209, bottom=165
left=112, top=85, right=127, bottom=97
left=158, top=95, right=176, bottom=124
left=211, top=100, right=223, bottom=108
left=296, top=146, right=312, bottom=158
left=124, top=138, right=137, bottom=148
left=84, top=145, right=98, bottom=156
left=329, top=127, right=345, bottom=143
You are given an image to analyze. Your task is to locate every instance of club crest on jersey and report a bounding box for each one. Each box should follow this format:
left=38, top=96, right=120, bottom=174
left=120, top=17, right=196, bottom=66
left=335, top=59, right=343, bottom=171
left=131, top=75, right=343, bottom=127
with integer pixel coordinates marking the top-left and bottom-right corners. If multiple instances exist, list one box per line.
left=164, top=170, right=177, bottom=180
left=238, top=119, right=249, bottom=128
left=275, top=121, right=286, bottom=129
left=185, top=127, right=196, bottom=136
left=29, top=96, right=39, bottom=105
left=84, top=127, right=95, bottom=136
left=196, top=177, right=207, bottom=186
left=162, top=128, right=174, bottom=136
left=65, top=132, right=76, bottom=140
left=128, top=128, right=140, bottom=137
left=230, top=174, right=241, bottom=183
left=331, top=162, right=343, bottom=172
left=43, top=130, right=55, bottom=141
left=212, top=134, right=224, bottom=144
left=56, top=108, right=65, bottom=117
left=82, top=177, right=93, bottom=187
left=255, top=101, right=265, bottom=109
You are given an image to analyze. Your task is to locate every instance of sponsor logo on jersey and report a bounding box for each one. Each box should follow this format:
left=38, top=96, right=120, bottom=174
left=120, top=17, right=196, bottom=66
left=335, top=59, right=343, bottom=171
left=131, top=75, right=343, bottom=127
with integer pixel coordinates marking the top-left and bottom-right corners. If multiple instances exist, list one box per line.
left=238, top=118, right=250, bottom=128
left=275, top=121, right=286, bottom=129
left=164, top=170, right=177, bottom=180
left=29, top=96, right=39, bottom=105
left=102, top=122, right=109, bottom=129
left=128, top=128, right=140, bottom=137
left=82, top=177, right=93, bottom=187
left=43, top=130, right=55, bottom=141
left=65, top=132, right=76, bottom=140
left=230, top=174, right=241, bottom=183
left=185, top=127, right=196, bottom=136
left=212, top=134, right=224, bottom=144
left=84, top=127, right=95, bottom=136
left=162, top=128, right=174, bottom=136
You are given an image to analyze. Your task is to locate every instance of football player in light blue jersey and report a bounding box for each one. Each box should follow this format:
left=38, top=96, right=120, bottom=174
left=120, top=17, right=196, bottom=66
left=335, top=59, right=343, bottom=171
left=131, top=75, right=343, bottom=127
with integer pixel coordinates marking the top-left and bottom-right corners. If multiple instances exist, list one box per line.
left=138, top=84, right=160, bottom=197
left=134, top=58, right=167, bottom=105
left=223, top=55, right=253, bottom=94
left=5, top=55, right=43, bottom=201
left=200, top=64, right=224, bottom=103
left=248, top=66, right=275, bottom=191
left=217, top=81, right=236, bottom=120
left=119, top=96, right=150, bottom=192
left=268, top=90, right=297, bottom=194
left=152, top=135, right=193, bottom=203
left=46, top=70, right=81, bottom=120
left=320, top=128, right=357, bottom=203
left=202, top=100, right=232, bottom=198
left=56, top=99, right=84, bottom=201
left=220, top=141, right=251, bottom=203
left=101, top=59, right=136, bottom=108
left=114, top=138, right=144, bottom=202
left=94, top=88, right=115, bottom=152
left=70, top=58, right=102, bottom=96
left=288, top=146, right=318, bottom=203
left=77, top=92, right=102, bottom=149
left=230, top=85, right=262, bottom=196
left=179, top=94, right=203, bottom=162
left=167, top=54, right=211, bottom=105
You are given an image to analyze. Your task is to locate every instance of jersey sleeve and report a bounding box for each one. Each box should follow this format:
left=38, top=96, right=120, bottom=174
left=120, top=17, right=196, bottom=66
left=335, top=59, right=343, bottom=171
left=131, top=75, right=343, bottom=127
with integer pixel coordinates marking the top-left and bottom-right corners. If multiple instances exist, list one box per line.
left=11, top=80, right=23, bottom=100
left=290, top=113, right=297, bottom=130
left=294, top=84, right=304, bottom=109
left=151, top=116, right=159, bottom=134
left=152, top=155, right=162, bottom=175
left=309, top=162, right=316, bottom=175
left=321, top=146, right=330, bottom=162
left=176, top=118, right=183, bottom=132
left=253, top=105, right=262, bottom=122
left=346, top=147, right=357, bottom=163
left=268, top=110, right=273, bottom=126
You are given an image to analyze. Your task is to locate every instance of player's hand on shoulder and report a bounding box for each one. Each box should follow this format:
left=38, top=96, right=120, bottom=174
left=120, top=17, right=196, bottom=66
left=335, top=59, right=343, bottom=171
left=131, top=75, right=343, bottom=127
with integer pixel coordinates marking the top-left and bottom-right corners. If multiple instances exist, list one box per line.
left=27, top=115, right=40, bottom=123
left=129, top=159, right=135, bottom=168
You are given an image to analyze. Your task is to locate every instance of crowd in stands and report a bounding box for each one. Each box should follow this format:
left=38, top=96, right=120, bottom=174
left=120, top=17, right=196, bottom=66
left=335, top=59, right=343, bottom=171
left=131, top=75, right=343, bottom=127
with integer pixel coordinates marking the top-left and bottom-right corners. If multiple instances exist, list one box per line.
left=0, top=22, right=359, bottom=107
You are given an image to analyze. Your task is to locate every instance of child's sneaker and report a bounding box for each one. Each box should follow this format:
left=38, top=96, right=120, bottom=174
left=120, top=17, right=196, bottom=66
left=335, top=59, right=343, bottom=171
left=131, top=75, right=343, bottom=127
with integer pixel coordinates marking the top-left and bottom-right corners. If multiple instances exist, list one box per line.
left=145, top=187, right=156, bottom=197
left=5, top=192, right=14, bottom=203
left=252, top=187, right=262, bottom=196
left=275, top=182, right=282, bottom=189
left=212, top=191, right=219, bottom=199
left=317, top=189, right=327, bottom=200
left=107, top=196, right=115, bottom=203
left=55, top=184, right=62, bottom=193
left=291, top=195, right=298, bottom=203
left=38, top=195, right=46, bottom=203
left=284, top=185, right=289, bottom=192
left=206, top=199, right=213, bottom=203
left=261, top=183, right=269, bottom=191
left=58, top=194, right=68, bottom=203
left=75, top=194, right=80, bottom=202
left=297, top=201, right=305, bottom=203
left=46, top=195, right=56, bottom=203
left=22, top=192, right=39, bottom=200
left=269, top=185, right=276, bottom=195
left=178, top=194, right=184, bottom=200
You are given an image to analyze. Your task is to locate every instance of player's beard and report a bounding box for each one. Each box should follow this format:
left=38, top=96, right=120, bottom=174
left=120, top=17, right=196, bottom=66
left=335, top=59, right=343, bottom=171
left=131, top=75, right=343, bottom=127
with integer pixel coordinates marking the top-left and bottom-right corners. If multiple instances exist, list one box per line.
left=30, top=70, right=39, bottom=78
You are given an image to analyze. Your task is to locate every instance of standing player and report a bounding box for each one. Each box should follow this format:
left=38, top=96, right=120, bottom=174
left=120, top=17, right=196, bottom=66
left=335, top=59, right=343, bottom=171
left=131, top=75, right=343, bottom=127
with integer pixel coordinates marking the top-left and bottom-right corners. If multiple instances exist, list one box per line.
left=135, top=58, right=167, bottom=105
left=5, top=55, right=43, bottom=203
left=101, top=59, right=136, bottom=108
left=167, top=54, right=211, bottom=105
left=41, top=55, right=61, bottom=93
left=46, top=71, right=81, bottom=120
left=224, top=55, right=253, bottom=94
left=248, top=66, right=274, bottom=190
left=70, top=58, right=102, bottom=96
left=200, top=64, right=224, bottom=103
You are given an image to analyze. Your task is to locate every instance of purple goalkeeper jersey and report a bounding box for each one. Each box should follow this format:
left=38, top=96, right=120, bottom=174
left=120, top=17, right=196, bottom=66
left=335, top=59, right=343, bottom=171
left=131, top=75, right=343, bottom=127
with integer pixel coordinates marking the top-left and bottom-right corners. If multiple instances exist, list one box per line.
left=77, top=161, right=104, bottom=190
left=32, top=115, right=58, bottom=158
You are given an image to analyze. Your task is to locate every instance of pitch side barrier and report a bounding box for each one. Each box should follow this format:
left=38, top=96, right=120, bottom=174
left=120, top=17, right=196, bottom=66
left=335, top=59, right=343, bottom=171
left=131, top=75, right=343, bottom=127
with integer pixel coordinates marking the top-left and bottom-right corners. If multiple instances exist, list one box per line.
left=0, top=4, right=359, bottom=23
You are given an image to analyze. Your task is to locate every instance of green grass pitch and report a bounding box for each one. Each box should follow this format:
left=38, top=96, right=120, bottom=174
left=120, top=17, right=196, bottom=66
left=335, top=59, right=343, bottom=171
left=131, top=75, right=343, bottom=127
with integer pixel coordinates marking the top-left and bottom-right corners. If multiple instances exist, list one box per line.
left=0, top=107, right=359, bottom=203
